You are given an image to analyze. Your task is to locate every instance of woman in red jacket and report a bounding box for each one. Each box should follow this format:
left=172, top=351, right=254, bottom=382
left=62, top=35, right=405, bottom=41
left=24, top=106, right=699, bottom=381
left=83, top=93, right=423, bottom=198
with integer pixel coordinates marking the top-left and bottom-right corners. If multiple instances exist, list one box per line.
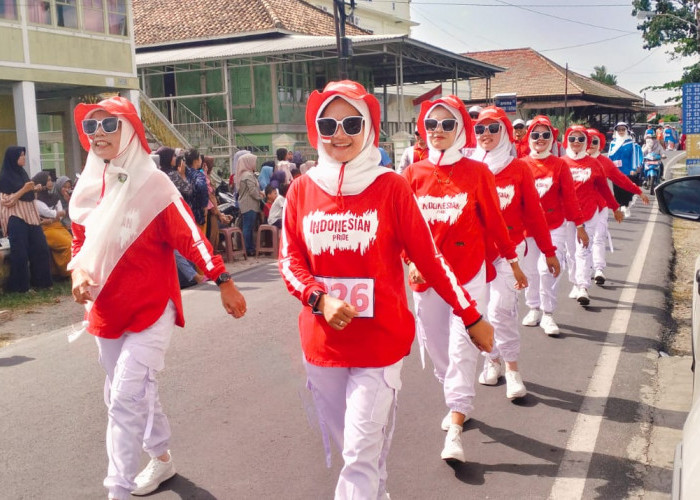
left=586, top=128, right=649, bottom=284
left=561, top=126, right=623, bottom=306
left=471, top=107, right=558, bottom=400
left=279, top=81, right=493, bottom=497
left=520, top=116, right=588, bottom=336
left=402, top=96, right=519, bottom=463
left=69, top=96, right=247, bottom=500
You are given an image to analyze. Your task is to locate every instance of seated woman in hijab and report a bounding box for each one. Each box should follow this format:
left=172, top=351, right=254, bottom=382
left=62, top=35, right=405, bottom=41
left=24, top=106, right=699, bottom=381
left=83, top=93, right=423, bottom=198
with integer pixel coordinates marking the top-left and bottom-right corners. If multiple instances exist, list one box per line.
left=54, top=175, right=73, bottom=232
left=32, top=171, right=72, bottom=277
left=0, top=147, right=52, bottom=292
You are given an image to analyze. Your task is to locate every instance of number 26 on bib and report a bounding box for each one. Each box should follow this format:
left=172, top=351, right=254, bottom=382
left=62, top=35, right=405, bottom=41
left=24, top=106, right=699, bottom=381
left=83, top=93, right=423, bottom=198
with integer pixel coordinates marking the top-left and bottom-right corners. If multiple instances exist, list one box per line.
left=314, top=276, right=375, bottom=318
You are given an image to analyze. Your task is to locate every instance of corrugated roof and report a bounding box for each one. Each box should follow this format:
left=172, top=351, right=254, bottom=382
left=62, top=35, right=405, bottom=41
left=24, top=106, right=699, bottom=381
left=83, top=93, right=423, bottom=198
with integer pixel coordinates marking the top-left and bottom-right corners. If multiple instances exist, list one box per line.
left=463, top=48, right=643, bottom=104
left=133, top=0, right=368, bottom=48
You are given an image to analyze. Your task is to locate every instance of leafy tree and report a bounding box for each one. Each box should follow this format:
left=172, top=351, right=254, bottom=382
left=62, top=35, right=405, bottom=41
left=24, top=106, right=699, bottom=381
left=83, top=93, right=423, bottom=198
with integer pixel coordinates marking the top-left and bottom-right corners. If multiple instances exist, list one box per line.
left=632, top=0, right=699, bottom=102
left=590, top=65, right=618, bottom=85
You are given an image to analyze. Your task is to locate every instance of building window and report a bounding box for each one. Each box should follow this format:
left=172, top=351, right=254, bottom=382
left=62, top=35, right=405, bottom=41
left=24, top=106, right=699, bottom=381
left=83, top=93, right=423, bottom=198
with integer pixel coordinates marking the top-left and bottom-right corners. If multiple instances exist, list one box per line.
left=28, top=0, right=51, bottom=24
left=278, top=62, right=311, bottom=104
left=0, top=0, right=18, bottom=20
left=82, top=0, right=103, bottom=32
left=56, top=0, right=78, bottom=28
left=107, top=0, right=126, bottom=35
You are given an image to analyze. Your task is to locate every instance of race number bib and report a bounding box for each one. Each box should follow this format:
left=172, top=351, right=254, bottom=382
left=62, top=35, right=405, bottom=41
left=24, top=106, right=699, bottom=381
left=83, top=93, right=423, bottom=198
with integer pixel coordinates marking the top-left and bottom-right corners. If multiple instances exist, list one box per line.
left=613, top=159, right=623, bottom=168
left=314, top=276, right=375, bottom=318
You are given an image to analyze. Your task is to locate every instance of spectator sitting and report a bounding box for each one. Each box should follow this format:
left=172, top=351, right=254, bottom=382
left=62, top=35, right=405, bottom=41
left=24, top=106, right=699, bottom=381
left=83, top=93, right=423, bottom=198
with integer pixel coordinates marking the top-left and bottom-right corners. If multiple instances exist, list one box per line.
left=292, top=150, right=305, bottom=168
left=269, top=169, right=287, bottom=190
left=267, top=183, right=287, bottom=230
left=378, top=146, right=393, bottom=169
left=32, top=171, right=72, bottom=277
left=290, top=167, right=301, bottom=181
left=54, top=175, right=73, bottom=233
left=0, top=146, right=52, bottom=292
left=262, top=185, right=274, bottom=221
left=174, top=250, right=206, bottom=288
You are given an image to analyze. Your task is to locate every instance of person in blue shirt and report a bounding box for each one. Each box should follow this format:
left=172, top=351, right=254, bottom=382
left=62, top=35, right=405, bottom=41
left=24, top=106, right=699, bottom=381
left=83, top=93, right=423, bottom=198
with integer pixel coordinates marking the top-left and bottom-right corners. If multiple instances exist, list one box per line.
left=377, top=146, right=393, bottom=169
left=663, top=125, right=678, bottom=150
left=608, top=122, right=643, bottom=218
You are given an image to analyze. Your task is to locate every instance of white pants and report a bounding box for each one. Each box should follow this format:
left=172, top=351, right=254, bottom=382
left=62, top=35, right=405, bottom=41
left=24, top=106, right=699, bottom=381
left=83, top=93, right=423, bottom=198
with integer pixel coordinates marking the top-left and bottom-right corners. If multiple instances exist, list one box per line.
left=95, top=301, right=175, bottom=500
left=305, top=359, right=402, bottom=500
left=592, top=207, right=609, bottom=273
left=522, top=224, right=568, bottom=314
left=564, top=221, right=577, bottom=285
left=575, top=209, right=605, bottom=289
left=414, top=265, right=487, bottom=416
left=486, top=242, right=526, bottom=362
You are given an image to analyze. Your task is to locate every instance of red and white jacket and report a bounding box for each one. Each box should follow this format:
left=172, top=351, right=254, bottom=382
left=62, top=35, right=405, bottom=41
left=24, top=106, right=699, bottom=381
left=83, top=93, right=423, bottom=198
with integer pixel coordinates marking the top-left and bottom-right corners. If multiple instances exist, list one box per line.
left=491, top=158, right=556, bottom=257
left=596, top=154, right=642, bottom=209
left=279, top=173, right=481, bottom=368
left=72, top=199, right=226, bottom=339
left=561, top=155, right=619, bottom=221
left=402, top=157, right=517, bottom=290
left=522, top=155, right=585, bottom=229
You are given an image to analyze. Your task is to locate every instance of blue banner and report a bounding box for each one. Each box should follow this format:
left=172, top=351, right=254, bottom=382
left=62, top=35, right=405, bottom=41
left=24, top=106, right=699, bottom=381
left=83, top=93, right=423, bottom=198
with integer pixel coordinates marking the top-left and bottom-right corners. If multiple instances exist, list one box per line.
left=682, top=83, right=700, bottom=134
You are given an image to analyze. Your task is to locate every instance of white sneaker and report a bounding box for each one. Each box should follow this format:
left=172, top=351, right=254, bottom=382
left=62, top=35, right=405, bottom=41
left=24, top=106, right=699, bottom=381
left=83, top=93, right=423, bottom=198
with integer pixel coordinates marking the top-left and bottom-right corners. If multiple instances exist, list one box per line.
left=576, top=287, right=590, bottom=306
left=540, top=313, right=560, bottom=336
left=568, top=285, right=579, bottom=299
left=522, top=308, right=543, bottom=327
left=441, top=424, right=466, bottom=462
left=441, top=410, right=470, bottom=431
left=478, top=357, right=504, bottom=386
left=132, top=453, right=176, bottom=496
left=594, top=269, right=606, bottom=285
left=505, top=371, right=527, bottom=399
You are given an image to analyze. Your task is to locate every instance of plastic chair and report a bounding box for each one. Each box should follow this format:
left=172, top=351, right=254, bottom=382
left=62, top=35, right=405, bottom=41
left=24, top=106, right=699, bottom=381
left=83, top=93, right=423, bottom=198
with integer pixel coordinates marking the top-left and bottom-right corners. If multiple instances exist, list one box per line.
left=219, top=227, right=247, bottom=262
left=256, top=224, right=279, bottom=258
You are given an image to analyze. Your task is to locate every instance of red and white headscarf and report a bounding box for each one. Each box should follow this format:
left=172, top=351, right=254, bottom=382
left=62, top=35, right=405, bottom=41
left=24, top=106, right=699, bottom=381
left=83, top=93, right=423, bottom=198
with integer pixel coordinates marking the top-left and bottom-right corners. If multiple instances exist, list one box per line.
left=417, top=95, right=475, bottom=166
left=564, top=125, right=591, bottom=160
left=526, top=115, right=558, bottom=160
left=472, top=106, right=514, bottom=175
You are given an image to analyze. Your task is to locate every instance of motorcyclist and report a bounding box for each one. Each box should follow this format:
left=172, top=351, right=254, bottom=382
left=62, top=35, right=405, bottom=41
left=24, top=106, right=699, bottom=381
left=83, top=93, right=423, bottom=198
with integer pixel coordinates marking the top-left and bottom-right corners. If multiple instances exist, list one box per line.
left=642, top=134, right=666, bottom=181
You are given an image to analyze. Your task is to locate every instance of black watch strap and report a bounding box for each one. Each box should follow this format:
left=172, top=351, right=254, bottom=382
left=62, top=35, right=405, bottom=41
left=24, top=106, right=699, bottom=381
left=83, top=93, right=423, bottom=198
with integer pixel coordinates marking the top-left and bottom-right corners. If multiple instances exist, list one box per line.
left=215, top=272, right=232, bottom=286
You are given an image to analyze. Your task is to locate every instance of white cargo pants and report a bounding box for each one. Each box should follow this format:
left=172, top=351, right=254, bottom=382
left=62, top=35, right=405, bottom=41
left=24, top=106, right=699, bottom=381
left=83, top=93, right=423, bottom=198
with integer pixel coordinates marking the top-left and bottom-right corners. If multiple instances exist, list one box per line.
left=576, top=209, right=605, bottom=289
left=95, top=301, right=175, bottom=500
left=522, top=224, right=568, bottom=314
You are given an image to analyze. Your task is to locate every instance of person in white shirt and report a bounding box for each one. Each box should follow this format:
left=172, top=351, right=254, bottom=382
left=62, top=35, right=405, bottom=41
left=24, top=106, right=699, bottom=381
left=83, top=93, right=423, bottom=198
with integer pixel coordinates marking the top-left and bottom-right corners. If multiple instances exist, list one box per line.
left=266, top=183, right=287, bottom=229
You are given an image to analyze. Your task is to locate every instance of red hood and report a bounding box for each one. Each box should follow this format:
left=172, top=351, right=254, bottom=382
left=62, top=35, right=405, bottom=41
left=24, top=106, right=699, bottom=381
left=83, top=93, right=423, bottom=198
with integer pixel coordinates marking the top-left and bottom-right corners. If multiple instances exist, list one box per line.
left=417, top=95, right=475, bottom=149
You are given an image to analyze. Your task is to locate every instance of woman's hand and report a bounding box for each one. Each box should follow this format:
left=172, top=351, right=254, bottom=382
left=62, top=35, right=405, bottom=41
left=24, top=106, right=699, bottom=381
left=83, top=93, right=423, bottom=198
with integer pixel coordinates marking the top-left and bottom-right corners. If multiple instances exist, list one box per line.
left=408, top=262, right=426, bottom=285
left=219, top=281, right=246, bottom=318
left=576, top=226, right=589, bottom=247
left=613, top=208, right=624, bottom=224
left=546, top=255, right=561, bottom=278
left=319, top=294, right=358, bottom=331
left=466, top=318, right=494, bottom=353
left=510, top=262, right=528, bottom=290
left=22, top=181, right=35, bottom=194
left=71, top=268, right=97, bottom=304
left=640, top=193, right=650, bottom=205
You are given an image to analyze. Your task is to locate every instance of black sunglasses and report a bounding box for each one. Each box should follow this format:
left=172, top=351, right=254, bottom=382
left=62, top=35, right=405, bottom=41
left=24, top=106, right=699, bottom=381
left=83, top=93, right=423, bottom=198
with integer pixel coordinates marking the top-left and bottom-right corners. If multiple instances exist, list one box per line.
left=514, top=124, right=525, bottom=130
left=316, top=116, right=364, bottom=136
left=82, top=117, right=120, bottom=135
left=530, top=131, right=551, bottom=140
left=568, top=136, right=587, bottom=143
left=591, top=139, right=600, bottom=145
left=474, top=123, right=501, bottom=135
left=424, top=118, right=458, bottom=132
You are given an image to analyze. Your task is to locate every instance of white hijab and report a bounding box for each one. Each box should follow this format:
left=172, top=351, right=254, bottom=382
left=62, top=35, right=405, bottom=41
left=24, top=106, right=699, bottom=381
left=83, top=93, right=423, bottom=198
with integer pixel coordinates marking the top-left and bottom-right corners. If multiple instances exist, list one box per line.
left=68, top=115, right=181, bottom=304
left=307, top=95, right=388, bottom=197
left=425, top=103, right=466, bottom=166
left=528, top=126, right=553, bottom=160
left=473, top=119, right=514, bottom=174
left=566, top=132, right=588, bottom=160
left=609, top=129, right=631, bottom=156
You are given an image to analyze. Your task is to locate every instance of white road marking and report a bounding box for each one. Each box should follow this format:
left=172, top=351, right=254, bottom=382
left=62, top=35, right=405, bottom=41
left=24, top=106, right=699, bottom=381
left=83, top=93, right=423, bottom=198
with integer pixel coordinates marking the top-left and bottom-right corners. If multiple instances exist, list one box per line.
left=548, top=203, right=660, bottom=499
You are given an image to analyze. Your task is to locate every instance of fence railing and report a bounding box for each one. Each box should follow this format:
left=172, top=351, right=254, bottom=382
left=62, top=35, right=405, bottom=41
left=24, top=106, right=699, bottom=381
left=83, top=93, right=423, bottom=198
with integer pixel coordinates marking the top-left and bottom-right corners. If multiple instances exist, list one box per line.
left=139, top=92, right=191, bottom=150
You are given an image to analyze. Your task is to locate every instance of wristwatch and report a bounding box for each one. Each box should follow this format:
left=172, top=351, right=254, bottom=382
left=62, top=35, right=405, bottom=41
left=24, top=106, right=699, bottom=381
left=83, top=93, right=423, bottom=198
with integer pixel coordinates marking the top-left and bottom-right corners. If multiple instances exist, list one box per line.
left=307, top=290, right=326, bottom=312
left=215, top=272, right=232, bottom=286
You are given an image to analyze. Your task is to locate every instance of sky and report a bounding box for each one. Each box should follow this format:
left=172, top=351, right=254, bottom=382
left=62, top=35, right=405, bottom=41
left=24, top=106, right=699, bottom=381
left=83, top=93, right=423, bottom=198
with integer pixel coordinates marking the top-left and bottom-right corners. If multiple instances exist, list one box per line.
left=402, top=0, right=692, bottom=107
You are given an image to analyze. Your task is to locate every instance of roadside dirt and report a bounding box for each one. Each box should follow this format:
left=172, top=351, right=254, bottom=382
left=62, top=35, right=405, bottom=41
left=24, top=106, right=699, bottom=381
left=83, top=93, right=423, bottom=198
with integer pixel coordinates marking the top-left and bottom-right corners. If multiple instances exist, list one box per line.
left=0, top=255, right=273, bottom=349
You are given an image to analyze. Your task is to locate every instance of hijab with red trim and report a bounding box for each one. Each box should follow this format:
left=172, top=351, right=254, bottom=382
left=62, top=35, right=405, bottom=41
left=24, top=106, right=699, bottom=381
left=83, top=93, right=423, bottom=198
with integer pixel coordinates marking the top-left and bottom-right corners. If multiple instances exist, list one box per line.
left=586, top=128, right=606, bottom=158
left=305, top=80, right=386, bottom=200
left=472, top=106, right=514, bottom=174
left=526, top=115, right=558, bottom=160
left=417, top=95, right=475, bottom=166
left=69, top=96, right=182, bottom=306
left=564, top=125, right=591, bottom=160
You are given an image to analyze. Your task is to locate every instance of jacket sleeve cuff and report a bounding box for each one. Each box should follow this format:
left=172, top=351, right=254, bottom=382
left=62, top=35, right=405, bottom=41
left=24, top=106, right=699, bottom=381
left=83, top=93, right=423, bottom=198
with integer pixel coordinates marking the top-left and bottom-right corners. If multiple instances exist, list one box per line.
left=459, top=306, right=482, bottom=329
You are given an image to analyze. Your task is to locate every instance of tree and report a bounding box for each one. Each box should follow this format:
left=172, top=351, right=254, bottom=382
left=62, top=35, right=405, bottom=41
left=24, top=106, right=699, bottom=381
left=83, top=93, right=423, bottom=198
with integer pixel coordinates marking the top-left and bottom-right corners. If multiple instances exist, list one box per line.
left=632, top=0, right=699, bottom=102
left=590, top=66, right=618, bottom=85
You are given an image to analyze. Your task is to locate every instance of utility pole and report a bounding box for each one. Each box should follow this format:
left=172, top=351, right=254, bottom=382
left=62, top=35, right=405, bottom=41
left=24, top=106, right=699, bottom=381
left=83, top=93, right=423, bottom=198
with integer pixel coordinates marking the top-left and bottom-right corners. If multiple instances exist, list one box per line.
left=333, top=0, right=355, bottom=79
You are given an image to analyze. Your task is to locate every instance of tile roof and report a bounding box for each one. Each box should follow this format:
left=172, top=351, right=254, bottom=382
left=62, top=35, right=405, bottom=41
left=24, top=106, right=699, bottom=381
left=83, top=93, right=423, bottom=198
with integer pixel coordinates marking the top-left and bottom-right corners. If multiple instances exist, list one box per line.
left=462, top=48, right=643, bottom=104
left=133, top=0, right=368, bottom=47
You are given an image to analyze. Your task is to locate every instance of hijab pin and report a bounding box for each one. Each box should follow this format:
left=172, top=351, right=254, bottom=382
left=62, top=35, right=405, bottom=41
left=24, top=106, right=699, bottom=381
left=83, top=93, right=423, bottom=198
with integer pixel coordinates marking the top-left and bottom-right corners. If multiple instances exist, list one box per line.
left=118, top=173, right=128, bottom=183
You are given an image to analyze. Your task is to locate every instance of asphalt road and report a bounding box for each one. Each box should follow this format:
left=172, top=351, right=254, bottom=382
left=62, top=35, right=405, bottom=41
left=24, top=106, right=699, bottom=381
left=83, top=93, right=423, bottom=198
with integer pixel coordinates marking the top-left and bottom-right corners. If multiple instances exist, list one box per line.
left=0, top=191, right=677, bottom=499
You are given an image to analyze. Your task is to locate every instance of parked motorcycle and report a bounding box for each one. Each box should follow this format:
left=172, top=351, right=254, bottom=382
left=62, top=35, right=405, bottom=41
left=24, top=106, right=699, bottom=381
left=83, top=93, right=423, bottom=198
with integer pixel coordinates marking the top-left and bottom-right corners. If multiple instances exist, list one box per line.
left=643, top=152, right=662, bottom=194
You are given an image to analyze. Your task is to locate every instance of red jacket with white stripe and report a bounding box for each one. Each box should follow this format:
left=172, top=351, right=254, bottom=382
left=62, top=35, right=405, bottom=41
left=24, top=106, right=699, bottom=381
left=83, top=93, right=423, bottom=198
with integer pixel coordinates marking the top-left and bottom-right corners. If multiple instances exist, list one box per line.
left=596, top=154, right=642, bottom=209
left=71, top=200, right=226, bottom=339
left=402, top=157, right=517, bottom=290
left=492, top=158, right=556, bottom=257
left=279, top=173, right=481, bottom=368
left=561, top=155, right=619, bottom=222
left=522, top=155, right=585, bottom=229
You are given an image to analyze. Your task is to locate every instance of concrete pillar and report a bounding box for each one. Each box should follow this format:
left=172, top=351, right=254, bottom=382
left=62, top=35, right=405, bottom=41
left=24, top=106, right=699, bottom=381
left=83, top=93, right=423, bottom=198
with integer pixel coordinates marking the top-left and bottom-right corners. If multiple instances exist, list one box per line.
left=126, top=89, right=141, bottom=117
left=12, top=81, right=41, bottom=175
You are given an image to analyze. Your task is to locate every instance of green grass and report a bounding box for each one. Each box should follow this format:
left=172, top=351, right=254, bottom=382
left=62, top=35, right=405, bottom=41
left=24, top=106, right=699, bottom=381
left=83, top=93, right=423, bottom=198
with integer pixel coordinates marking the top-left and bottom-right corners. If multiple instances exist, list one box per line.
left=0, top=279, right=72, bottom=310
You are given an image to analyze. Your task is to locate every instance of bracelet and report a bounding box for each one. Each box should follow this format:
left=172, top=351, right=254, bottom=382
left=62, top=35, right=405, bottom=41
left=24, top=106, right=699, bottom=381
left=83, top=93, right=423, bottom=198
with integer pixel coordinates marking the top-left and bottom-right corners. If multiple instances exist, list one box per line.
left=576, top=224, right=585, bottom=229
left=507, top=257, right=519, bottom=264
